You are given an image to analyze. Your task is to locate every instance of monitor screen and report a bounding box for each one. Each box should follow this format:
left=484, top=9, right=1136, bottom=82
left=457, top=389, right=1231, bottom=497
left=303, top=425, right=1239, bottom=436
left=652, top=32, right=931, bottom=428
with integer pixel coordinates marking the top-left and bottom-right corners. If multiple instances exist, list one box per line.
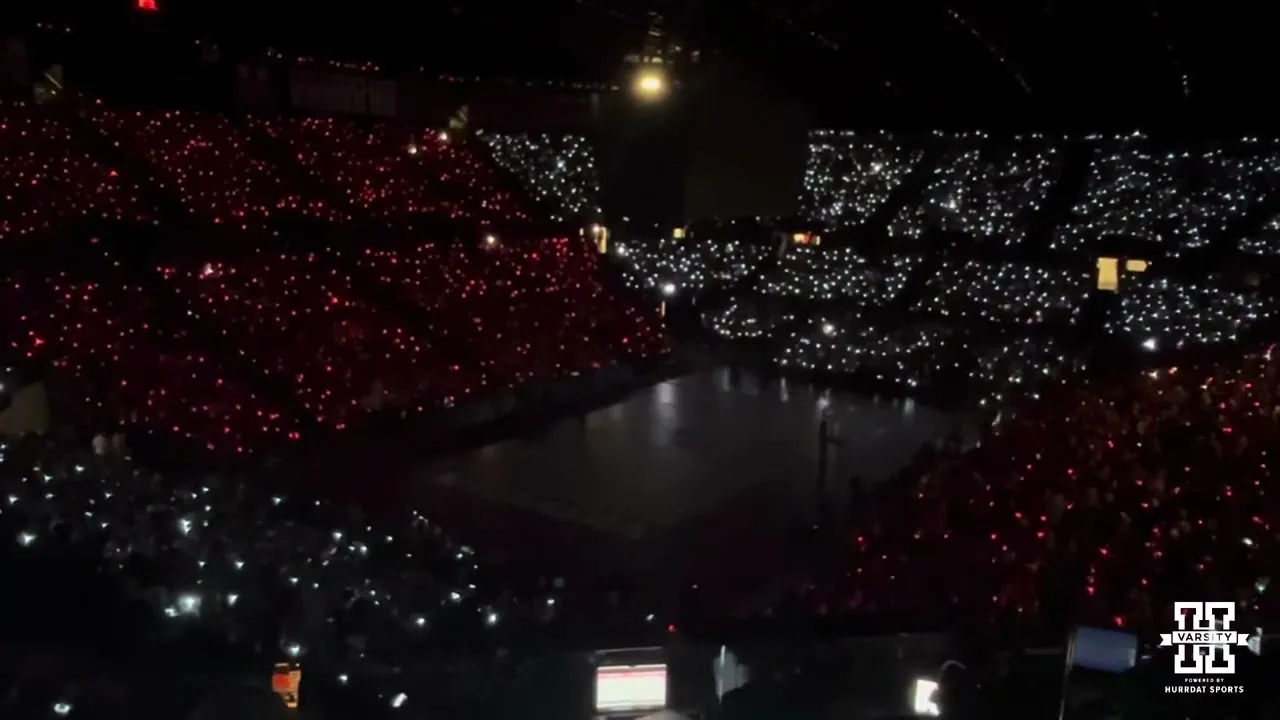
left=595, top=663, right=668, bottom=713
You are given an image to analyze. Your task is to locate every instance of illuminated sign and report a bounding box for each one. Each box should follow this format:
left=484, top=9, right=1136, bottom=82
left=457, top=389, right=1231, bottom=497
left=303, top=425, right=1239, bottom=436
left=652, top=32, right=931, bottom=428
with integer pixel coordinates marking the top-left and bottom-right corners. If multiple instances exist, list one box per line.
left=594, top=663, right=667, bottom=713
left=272, top=663, right=301, bottom=709
left=1096, top=256, right=1149, bottom=291
left=1096, top=257, right=1119, bottom=291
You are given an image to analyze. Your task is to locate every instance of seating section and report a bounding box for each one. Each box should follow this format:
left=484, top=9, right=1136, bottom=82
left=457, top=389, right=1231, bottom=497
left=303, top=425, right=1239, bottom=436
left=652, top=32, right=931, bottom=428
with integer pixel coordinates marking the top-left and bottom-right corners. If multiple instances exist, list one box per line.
left=250, top=116, right=528, bottom=224
left=1239, top=212, right=1280, bottom=256
left=352, top=239, right=667, bottom=392
left=741, top=239, right=1273, bottom=402
left=0, top=429, right=660, bottom=710
left=774, top=311, right=1081, bottom=403
left=160, top=254, right=448, bottom=429
left=968, top=336, right=1073, bottom=404
left=0, top=268, right=291, bottom=451
left=4, top=106, right=1279, bottom=462
left=0, top=104, right=153, bottom=242
left=681, top=132, right=1280, bottom=407
left=1053, top=140, right=1280, bottom=254
left=7, top=104, right=1280, bottom=705
left=802, top=131, right=921, bottom=228
left=800, top=132, right=1280, bottom=256
left=803, top=350, right=1279, bottom=635
left=616, top=236, right=770, bottom=294
left=777, top=321, right=959, bottom=387
left=1176, top=147, right=1280, bottom=250
left=7, top=112, right=1280, bottom=263
left=0, top=104, right=665, bottom=452
left=763, top=247, right=920, bottom=306
left=1105, top=275, right=1279, bottom=347
left=910, top=260, right=1091, bottom=325
left=0, top=241, right=666, bottom=449
left=93, top=109, right=340, bottom=227
left=890, top=140, right=1061, bottom=242
left=480, top=132, right=600, bottom=220
left=0, top=101, right=665, bottom=708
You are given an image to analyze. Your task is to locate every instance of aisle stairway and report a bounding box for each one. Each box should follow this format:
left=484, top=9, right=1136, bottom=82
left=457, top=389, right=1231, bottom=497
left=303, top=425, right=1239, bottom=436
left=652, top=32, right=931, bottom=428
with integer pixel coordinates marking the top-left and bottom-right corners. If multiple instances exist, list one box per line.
left=68, top=109, right=191, bottom=229
left=1022, top=139, right=1093, bottom=255
left=865, top=137, right=946, bottom=244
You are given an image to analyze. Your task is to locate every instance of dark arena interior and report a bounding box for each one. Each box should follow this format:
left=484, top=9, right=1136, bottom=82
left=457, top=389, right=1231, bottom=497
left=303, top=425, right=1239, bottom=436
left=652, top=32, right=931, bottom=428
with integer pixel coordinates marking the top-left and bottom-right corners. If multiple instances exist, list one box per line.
left=1, top=1, right=1279, bottom=719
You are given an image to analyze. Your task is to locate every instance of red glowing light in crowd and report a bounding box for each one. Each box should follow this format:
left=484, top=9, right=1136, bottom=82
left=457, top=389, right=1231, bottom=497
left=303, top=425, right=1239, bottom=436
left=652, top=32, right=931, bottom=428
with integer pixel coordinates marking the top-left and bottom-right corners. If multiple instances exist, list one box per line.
left=136, top=0, right=159, bottom=11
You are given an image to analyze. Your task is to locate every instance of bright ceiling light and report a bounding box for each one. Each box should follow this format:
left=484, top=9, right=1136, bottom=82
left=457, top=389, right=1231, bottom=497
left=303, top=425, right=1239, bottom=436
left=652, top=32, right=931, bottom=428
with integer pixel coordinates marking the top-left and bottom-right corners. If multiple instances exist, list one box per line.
left=633, top=69, right=668, bottom=100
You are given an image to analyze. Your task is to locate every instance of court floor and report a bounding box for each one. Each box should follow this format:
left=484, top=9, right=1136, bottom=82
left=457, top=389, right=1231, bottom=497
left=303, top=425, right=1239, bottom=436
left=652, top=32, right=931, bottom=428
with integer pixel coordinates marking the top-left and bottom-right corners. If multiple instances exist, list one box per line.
left=404, top=368, right=972, bottom=599
left=416, top=369, right=966, bottom=538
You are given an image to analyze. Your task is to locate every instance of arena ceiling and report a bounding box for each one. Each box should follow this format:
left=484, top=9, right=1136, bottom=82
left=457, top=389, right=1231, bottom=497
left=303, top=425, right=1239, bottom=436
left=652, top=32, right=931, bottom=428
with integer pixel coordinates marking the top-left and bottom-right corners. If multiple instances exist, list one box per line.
left=696, top=0, right=1273, bottom=126
left=21, top=0, right=1276, bottom=127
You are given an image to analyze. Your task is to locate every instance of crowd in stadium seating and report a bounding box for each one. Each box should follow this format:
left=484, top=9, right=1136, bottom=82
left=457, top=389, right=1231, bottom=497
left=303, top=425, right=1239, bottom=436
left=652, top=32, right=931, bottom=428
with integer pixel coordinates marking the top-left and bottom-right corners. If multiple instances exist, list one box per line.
left=1053, top=136, right=1280, bottom=255
left=682, top=244, right=1089, bottom=404
left=768, top=248, right=920, bottom=304
left=614, top=235, right=771, bottom=296
left=789, top=349, right=1278, bottom=642
left=0, top=101, right=661, bottom=715
left=0, top=104, right=154, bottom=242
left=690, top=130, right=1280, bottom=642
left=1104, top=275, right=1279, bottom=348
left=93, top=109, right=345, bottom=228
left=1, top=265, right=293, bottom=452
left=247, top=115, right=528, bottom=226
left=2, top=241, right=664, bottom=454
left=771, top=318, right=1077, bottom=407
left=1240, top=212, right=1280, bottom=256
left=7, top=96, right=1280, bottom=714
left=0, top=103, right=589, bottom=243
left=674, top=131, right=1280, bottom=409
left=909, top=259, right=1090, bottom=325
left=804, top=131, right=1280, bottom=257
left=802, top=130, right=922, bottom=228
left=0, top=430, right=660, bottom=710
left=526, top=132, right=1280, bottom=653
left=479, top=132, right=601, bottom=221
left=890, top=136, right=1060, bottom=243
left=347, top=240, right=661, bottom=390
left=0, top=102, right=665, bottom=455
